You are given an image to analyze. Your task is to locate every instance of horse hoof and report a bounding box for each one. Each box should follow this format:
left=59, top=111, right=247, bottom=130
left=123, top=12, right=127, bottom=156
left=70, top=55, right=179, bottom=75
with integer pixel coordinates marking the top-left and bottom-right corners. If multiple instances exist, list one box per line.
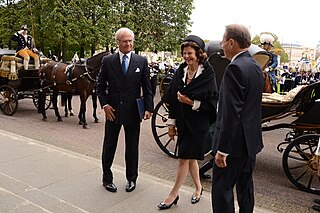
left=70, top=110, right=75, bottom=116
left=79, top=121, right=83, bottom=125
left=65, top=114, right=69, bottom=117
left=83, top=125, right=89, bottom=129
left=58, top=118, right=63, bottom=122
left=94, top=119, right=99, bottom=123
left=42, top=118, right=48, bottom=122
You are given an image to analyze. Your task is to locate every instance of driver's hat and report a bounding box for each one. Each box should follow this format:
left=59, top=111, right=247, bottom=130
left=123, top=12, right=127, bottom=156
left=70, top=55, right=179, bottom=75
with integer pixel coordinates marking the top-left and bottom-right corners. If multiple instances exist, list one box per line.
left=20, top=25, right=28, bottom=30
left=260, top=33, right=274, bottom=47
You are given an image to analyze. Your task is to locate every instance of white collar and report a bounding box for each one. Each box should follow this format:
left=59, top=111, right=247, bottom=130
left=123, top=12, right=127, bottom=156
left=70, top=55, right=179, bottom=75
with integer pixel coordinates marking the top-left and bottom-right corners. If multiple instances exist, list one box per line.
left=119, top=51, right=132, bottom=59
left=231, top=50, right=246, bottom=62
left=182, top=64, right=204, bottom=83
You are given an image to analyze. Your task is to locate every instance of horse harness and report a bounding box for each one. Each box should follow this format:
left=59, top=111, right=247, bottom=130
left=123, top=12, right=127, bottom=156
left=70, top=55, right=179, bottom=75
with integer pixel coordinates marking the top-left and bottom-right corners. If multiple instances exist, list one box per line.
left=45, top=61, right=98, bottom=87
left=39, top=62, right=99, bottom=92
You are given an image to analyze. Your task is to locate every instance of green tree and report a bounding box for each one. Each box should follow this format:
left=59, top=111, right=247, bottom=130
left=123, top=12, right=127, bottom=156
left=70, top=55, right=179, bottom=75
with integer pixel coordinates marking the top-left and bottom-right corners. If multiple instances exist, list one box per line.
left=0, top=0, right=194, bottom=60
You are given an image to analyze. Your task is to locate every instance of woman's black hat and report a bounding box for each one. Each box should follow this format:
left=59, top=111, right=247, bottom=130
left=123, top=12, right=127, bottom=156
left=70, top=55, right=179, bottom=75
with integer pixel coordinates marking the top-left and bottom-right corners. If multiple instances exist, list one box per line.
left=183, top=35, right=205, bottom=51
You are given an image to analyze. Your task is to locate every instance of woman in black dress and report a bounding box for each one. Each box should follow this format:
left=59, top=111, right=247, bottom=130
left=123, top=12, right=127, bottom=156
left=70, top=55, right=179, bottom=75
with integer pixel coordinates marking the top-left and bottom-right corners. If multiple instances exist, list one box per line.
left=158, top=35, right=218, bottom=210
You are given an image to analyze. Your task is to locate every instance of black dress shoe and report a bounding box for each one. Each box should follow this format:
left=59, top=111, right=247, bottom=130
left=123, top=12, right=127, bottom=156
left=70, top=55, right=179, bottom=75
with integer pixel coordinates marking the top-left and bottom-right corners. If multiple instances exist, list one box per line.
left=313, top=205, right=320, bottom=212
left=158, top=195, right=179, bottom=210
left=314, top=199, right=320, bottom=205
left=125, top=181, right=136, bottom=192
left=103, top=182, right=117, bottom=192
left=191, top=187, right=203, bottom=204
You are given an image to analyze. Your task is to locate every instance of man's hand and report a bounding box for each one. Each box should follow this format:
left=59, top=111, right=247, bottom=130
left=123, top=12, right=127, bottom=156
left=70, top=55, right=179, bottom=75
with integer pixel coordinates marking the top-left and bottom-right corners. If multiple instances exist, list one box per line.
left=103, top=104, right=115, bottom=121
left=143, top=111, right=151, bottom=120
left=168, top=125, right=176, bottom=141
left=215, top=152, right=227, bottom=168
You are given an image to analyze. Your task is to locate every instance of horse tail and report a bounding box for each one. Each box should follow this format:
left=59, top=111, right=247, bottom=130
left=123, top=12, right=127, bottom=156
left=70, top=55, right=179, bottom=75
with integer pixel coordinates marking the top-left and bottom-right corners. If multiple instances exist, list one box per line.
left=61, top=93, right=66, bottom=107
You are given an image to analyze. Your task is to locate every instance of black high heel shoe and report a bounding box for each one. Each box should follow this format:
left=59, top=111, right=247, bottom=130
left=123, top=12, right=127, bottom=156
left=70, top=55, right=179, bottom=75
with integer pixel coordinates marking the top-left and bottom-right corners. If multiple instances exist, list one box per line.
left=158, top=195, right=179, bottom=210
left=191, top=187, right=203, bottom=204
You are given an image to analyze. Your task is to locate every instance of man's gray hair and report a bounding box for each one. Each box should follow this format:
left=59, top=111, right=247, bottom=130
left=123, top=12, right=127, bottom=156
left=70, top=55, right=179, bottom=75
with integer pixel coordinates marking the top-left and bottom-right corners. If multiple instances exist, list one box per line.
left=115, top=27, right=135, bottom=44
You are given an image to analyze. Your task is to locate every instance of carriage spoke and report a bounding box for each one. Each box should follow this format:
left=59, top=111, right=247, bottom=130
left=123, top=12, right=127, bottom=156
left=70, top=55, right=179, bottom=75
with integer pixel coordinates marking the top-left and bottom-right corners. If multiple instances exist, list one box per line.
left=157, top=113, right=169, bottom=120
left=158, top=132, right=168, bottom=138
left=164, top=139, right=173, bottom=148
left=306, top=141, right=317, bottom=154
left=293, top=146, right=312, bottom=160
left=288, top=163, right=308, bottom=170
left=287, top=153, right=306, bottom=162
left=155, top=124, right=167, bottom=129
left=296, top=141, right=317, bottom=153
left=295, top=168, right=309, bottom=182
left=307, top=173, right=315, bottom=189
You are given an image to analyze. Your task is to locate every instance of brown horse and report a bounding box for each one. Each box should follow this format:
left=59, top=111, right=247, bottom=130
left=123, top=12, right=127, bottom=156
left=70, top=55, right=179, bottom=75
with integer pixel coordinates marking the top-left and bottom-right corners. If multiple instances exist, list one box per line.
left=262, top=70, right=273, bottom=93
left=38, top=51, right=110, bottom=128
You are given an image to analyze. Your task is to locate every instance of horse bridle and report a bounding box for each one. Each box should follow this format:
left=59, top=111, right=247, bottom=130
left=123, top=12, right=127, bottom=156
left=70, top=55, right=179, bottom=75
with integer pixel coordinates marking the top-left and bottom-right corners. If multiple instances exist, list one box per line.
left=81, top=61, right=101, bottom=83
left=65, top=61, right=100, bottom=85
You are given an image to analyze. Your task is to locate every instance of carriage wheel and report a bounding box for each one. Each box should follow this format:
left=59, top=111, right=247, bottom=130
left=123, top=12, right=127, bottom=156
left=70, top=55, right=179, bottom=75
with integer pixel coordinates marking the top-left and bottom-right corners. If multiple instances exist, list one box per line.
left=33, top=91, right=52, bottom=110
left=159, top=73, right=173, bottom=98
left=0, top=85, right=18, bottom=116
left=282, top=134, right=320, bottom=195
left=151, top=100, right=178, bottom=159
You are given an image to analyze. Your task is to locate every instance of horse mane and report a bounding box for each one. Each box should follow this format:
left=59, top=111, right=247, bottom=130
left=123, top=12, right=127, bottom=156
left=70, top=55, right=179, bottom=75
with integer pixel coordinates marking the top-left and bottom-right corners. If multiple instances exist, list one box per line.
left=86, top=51, right=110, bottom=66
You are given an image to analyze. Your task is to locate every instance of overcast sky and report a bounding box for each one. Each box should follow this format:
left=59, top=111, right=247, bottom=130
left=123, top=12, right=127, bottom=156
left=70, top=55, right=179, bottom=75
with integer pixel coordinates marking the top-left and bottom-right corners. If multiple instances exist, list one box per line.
left=190, top=0, right=320, bottom=48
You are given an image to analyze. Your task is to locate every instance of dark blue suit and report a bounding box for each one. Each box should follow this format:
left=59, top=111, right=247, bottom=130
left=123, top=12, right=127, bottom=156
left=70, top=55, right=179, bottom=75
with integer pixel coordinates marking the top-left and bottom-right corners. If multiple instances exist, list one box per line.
left=212, top=51, right=263, bottom=213
left=96, top=52, right=153, bottom=184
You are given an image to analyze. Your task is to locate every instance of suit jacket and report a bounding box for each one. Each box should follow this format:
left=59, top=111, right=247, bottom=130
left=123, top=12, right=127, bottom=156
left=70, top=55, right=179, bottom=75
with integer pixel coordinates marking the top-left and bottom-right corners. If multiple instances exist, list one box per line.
left=11, top=32, right=34, bottom=51
left=96, top=52, right=153, bottom=125
left=212, top=51, right=264, bottom=158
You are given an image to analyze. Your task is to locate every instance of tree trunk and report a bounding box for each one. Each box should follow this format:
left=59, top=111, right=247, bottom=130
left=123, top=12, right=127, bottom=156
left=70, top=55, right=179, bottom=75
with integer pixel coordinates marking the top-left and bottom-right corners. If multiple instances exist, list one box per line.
left=80, top=44, right=85, bottom=58
left=62, top=34, right=67, bottom=63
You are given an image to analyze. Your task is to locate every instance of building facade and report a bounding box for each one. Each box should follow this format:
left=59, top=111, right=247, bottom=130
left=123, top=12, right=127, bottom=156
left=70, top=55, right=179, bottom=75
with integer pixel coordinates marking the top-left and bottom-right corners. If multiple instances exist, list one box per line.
left=281, top=43, right=315, bottom=63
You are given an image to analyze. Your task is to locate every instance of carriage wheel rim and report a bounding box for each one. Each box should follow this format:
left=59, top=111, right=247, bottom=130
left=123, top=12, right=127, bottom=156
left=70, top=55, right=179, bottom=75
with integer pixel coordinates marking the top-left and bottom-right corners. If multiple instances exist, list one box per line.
left=283, top=134, right=320, bottom=195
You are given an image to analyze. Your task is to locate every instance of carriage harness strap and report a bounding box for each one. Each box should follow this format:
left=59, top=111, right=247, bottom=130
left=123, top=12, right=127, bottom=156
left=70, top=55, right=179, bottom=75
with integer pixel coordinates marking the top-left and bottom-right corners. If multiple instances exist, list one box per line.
left=62, top=61, right=98, bottom=85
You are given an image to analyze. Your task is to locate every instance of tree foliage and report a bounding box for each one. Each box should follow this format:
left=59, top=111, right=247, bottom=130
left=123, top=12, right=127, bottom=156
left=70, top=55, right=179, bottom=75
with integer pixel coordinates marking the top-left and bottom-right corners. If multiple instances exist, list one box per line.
left=0, top=0, right=193, bottom=61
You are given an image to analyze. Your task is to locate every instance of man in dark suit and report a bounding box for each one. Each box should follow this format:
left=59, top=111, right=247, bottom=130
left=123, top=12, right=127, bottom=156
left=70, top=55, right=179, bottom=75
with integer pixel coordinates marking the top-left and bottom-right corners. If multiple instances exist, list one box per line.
left=96, top=27, right=153, bottom=193
left=212, top=24, right=264, bottom=213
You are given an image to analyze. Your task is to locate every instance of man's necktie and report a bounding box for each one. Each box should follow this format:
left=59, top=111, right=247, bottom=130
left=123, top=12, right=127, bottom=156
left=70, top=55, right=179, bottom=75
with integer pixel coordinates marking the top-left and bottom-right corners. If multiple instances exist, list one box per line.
left=122, top=54, right=128, bottom=74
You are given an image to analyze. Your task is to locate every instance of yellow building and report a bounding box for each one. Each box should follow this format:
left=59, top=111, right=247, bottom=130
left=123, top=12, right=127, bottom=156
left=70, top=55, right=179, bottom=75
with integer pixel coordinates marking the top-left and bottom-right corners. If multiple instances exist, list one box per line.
left=281, top=43, right=315, bottom=63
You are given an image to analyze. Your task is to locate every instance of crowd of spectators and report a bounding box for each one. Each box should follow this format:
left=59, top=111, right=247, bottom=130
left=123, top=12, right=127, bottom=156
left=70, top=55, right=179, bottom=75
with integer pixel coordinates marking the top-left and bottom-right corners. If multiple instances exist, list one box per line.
left=277, top=62, right=320, bottom=93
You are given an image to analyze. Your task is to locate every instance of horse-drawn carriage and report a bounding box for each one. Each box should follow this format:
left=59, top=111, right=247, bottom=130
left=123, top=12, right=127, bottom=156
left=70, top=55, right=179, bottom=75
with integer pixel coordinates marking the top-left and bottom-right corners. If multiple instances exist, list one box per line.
left=0, top=49, right=52, bottom=115
left=151, top=41, right=320, bottom=195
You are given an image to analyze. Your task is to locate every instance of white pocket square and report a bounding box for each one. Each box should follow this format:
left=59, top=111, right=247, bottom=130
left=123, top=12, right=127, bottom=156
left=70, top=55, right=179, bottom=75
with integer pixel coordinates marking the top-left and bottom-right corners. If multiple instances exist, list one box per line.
left=135, top=68, right=140, bottom=72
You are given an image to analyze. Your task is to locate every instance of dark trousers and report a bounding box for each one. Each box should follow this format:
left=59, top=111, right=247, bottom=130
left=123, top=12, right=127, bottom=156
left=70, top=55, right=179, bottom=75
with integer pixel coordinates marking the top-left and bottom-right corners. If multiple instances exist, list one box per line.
left=212, top=157, right=256, bottom=213
left=102, top=121, right=140, bottom=183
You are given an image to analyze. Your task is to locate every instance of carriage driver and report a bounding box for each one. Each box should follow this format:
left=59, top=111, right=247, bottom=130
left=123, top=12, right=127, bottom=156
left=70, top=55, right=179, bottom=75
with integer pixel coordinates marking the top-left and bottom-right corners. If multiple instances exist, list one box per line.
left=11, top=25, right=40, bottom=70
left=260, top=33, right=278, bottom=91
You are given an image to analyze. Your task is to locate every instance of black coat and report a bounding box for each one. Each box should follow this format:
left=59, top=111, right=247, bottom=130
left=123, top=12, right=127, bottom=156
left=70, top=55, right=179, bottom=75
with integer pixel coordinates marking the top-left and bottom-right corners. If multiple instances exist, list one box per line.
left=96, top=52, right=154, bottom=125
left=162, top=61, right=218, bottom=159
left=212, top=51, right=264, bottom=158
left=11, top=32, right=34, bottom=51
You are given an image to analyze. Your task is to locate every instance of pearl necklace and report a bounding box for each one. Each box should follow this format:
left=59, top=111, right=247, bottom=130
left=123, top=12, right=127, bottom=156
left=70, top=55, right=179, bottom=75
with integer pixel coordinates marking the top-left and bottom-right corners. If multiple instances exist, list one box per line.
left=187, top=67, right=198, bottom=80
